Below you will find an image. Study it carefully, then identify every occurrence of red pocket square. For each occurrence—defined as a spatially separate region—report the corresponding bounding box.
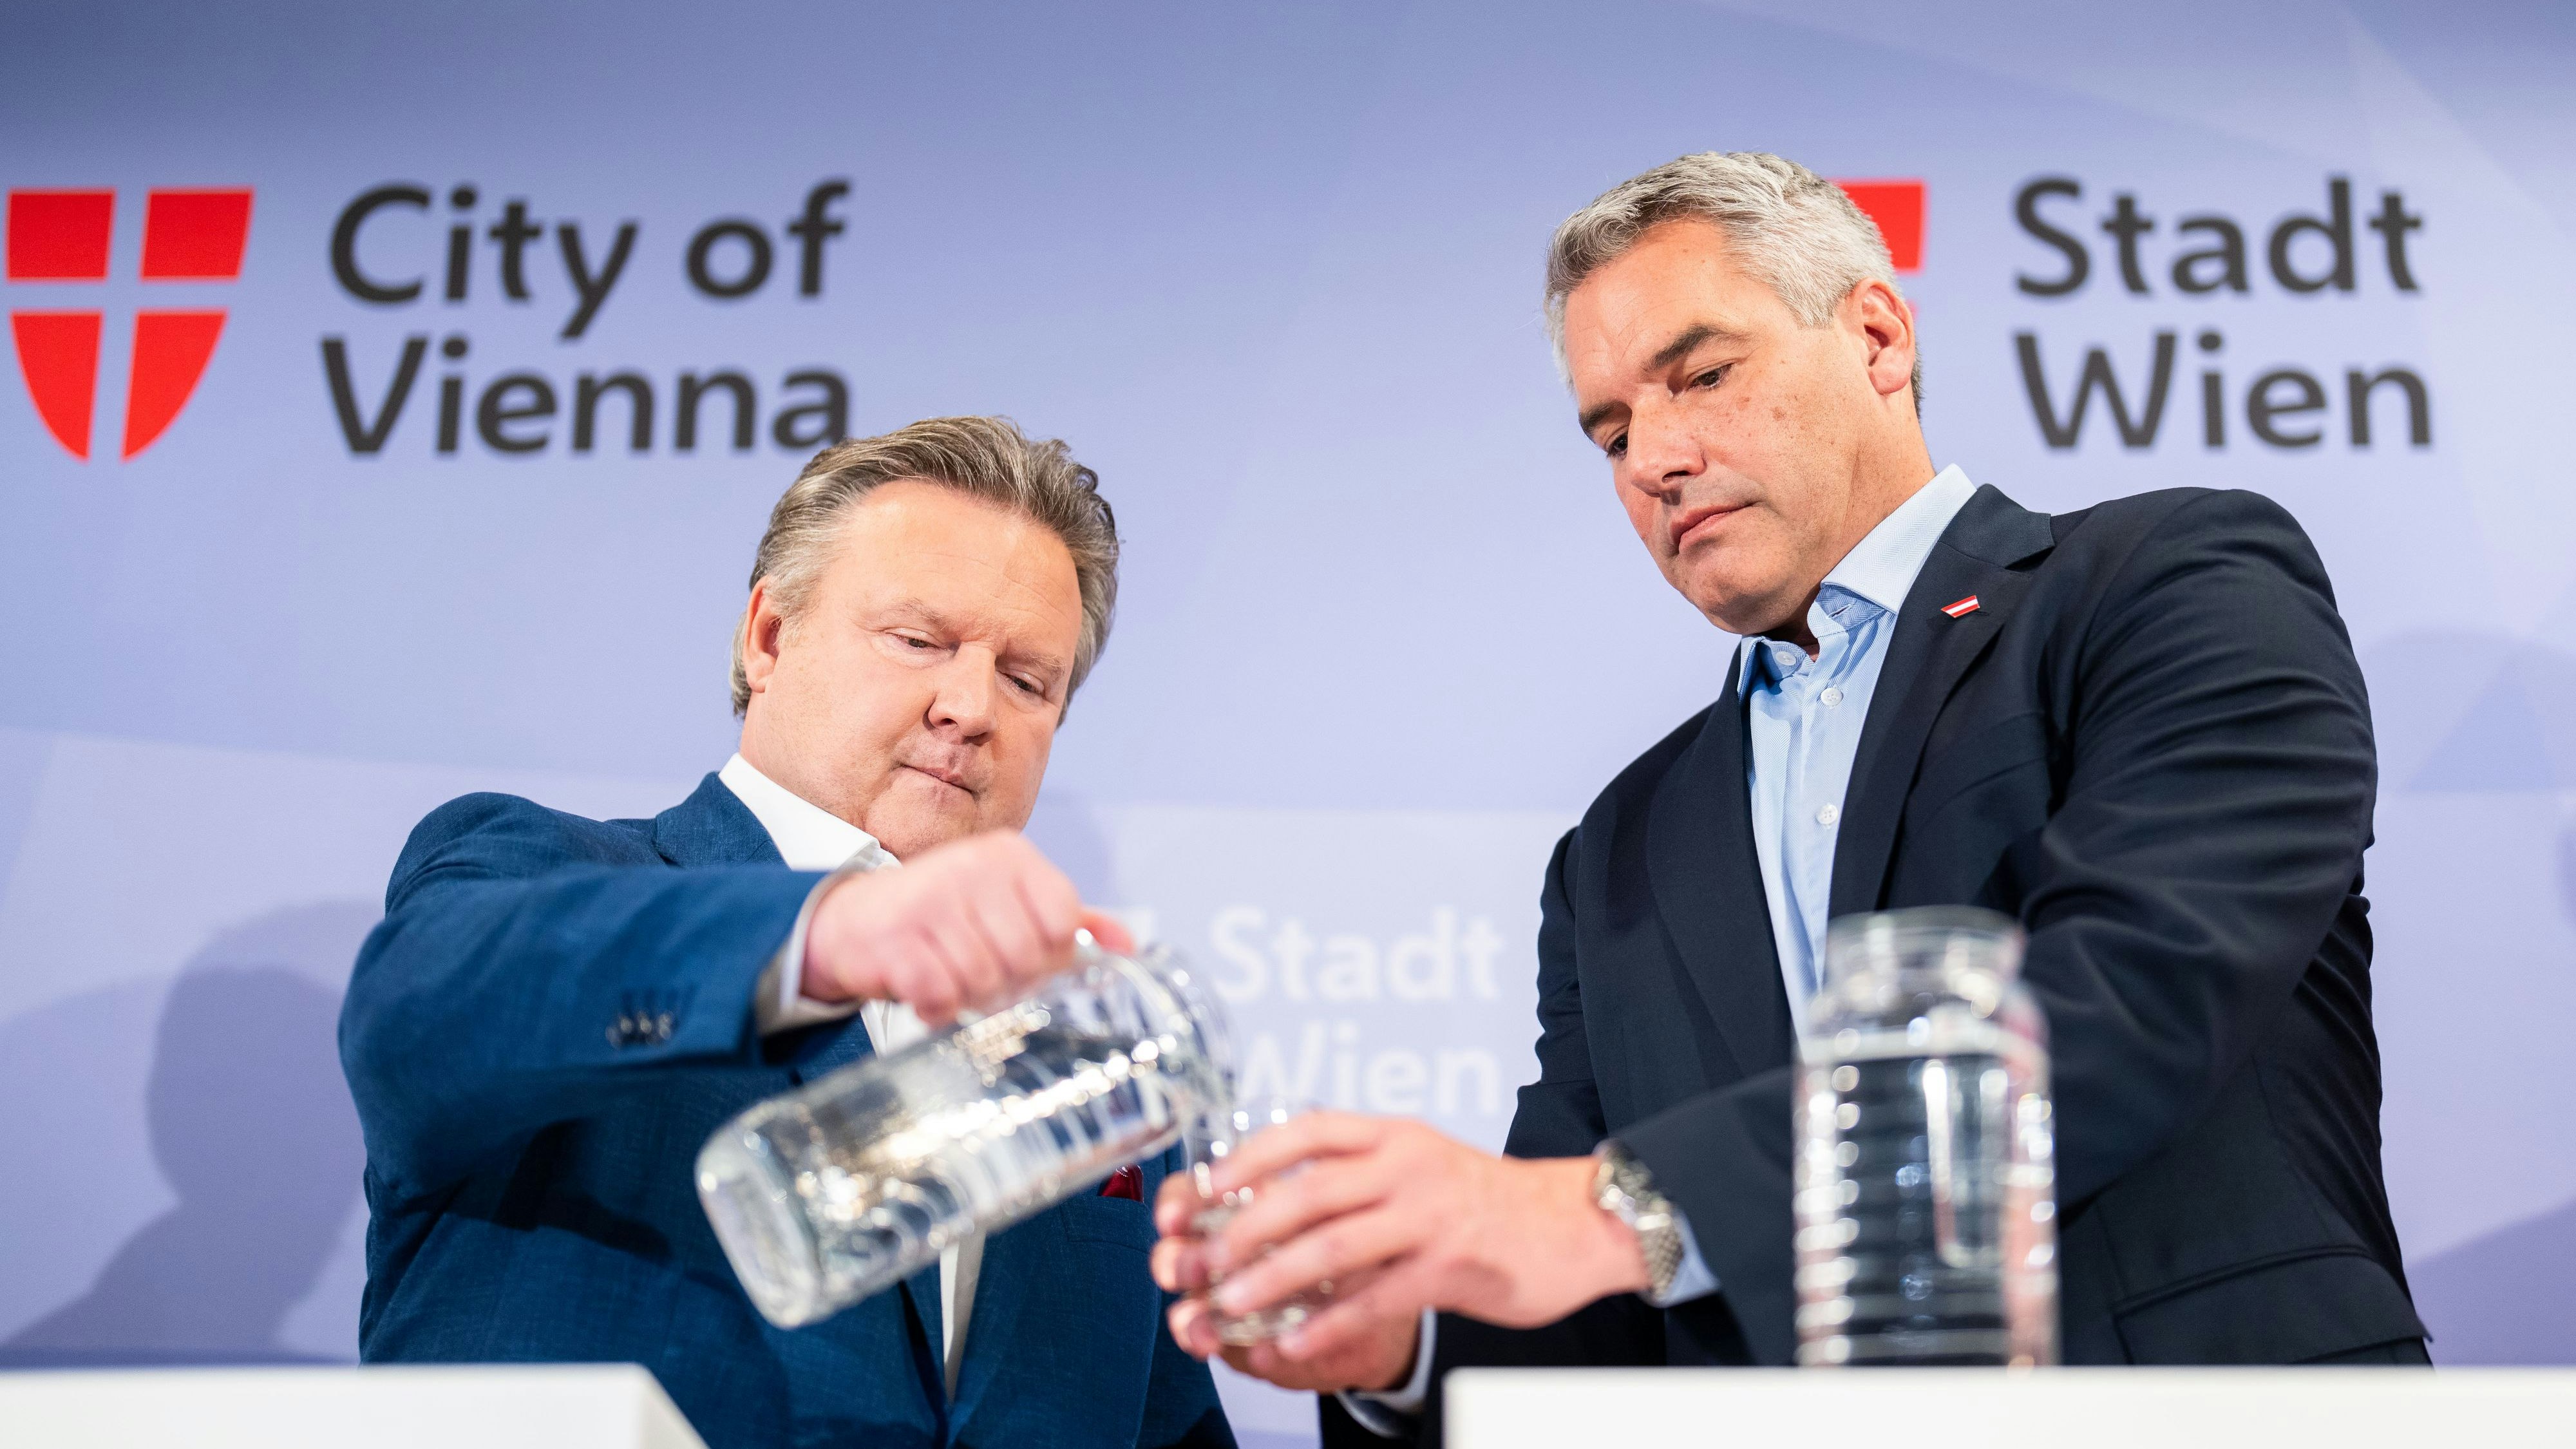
[1101,1165,1144,1200]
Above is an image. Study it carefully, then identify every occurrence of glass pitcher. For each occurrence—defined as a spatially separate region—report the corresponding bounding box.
[1794,907,2057,1367]
[697,938,1235,1329]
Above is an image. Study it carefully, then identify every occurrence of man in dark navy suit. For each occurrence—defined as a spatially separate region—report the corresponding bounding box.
[342,416,1231,1449]
[1155,153,2425,1439]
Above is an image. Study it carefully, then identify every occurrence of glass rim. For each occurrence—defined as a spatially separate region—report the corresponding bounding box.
[1822,905,2025,983]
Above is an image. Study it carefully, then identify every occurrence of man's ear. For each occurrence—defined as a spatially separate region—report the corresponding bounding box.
[740,582,787,696]
[1849,278,1917,402]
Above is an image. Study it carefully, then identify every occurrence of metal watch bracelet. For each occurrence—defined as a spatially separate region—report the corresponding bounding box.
[1591,1139,1683,1302]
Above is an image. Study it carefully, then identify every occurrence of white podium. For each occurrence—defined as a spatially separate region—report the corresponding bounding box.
[0,1364,706,1449]
[1446,1368,2576,1448]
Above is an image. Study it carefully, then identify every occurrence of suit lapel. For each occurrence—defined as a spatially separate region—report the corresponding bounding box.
[947,1221,1035,1434]
[652,771,880,1077]
[1645,685,1797,1079]
[905,1262,944,1410]
[655,772,919,1366]
[649,772,786,868]
[1829,486,2057,920]
[947,1155,1170,1443]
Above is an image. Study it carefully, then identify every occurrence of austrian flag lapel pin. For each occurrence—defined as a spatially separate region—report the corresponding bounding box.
[1942,595,1982,619]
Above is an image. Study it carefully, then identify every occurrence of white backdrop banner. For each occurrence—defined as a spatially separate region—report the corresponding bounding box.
[4,2,2571,1443]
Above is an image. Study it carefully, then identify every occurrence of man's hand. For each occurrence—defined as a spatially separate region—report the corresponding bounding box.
[1148,1112,1649,1375]
[799,830,1133,1025]
[1161,1288,1423,1394]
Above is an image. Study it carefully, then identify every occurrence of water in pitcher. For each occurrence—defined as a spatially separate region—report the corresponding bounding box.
[699,943,1232,1329]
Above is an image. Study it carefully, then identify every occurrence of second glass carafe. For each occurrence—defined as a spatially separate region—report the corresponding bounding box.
[1794,907,2058,1367]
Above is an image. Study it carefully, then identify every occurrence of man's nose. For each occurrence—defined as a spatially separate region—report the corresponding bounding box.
[928,650,999,737]
[1622,405,1703,501]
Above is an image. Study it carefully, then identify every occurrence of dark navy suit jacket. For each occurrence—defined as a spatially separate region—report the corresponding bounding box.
[1326,486,2423,1444]
[341,775,1232,1449]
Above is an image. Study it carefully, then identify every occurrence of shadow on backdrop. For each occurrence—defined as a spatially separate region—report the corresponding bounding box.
[2412,813,2576,1359]
[2363,634,2576,1361]
[2414,1195,2576,1364]
[0,902,375,1367]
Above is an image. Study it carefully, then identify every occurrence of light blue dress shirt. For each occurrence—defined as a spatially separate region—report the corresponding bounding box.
[1740,464,1980,1037]
[1343,468,1982,1428]
[1654,462,1979,1307]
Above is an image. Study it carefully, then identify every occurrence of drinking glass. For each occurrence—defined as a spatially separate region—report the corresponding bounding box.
[1189,1097,1328,1345]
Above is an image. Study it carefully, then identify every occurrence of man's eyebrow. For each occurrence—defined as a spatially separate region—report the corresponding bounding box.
[1003,637,1070,677]
[1578,321,1756,438]
[1648,321,1749,372]
[878,596,951,627]
[882,597,1071,679]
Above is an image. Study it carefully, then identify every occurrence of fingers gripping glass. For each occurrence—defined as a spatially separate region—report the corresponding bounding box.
[1188,1097,1330,1346]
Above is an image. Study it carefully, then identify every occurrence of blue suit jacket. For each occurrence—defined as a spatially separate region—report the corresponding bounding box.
[341,775,1232,1449]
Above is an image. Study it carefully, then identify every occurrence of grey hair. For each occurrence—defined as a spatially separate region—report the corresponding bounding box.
[1544,151,1920,411]
[730,415,1119,715]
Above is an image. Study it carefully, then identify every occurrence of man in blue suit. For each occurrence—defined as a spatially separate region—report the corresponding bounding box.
[342,416,1232,1449]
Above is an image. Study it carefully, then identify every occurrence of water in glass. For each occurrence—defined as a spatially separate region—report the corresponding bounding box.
[1794,907,2057,1367]
[1188,1097,1325,1345]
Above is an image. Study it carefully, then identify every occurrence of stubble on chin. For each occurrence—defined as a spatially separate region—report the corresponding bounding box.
[1672,517,1815,634]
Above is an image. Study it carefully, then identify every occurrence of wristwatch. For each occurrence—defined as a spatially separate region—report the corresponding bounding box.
[1591,1139,1684,1302]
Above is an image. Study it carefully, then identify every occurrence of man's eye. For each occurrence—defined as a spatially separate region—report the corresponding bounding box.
[1693,365,1732,390]
[1008,676,1043,697]
[1604,432,1627,459]
[899,635,936,650]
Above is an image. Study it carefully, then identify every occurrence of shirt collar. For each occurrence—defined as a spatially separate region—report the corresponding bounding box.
[717,752,899,871]
[1733,465,1980,694]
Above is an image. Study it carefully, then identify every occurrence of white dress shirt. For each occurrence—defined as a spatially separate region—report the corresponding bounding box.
[1345,468,1980,1435]
[719,752,983,1397]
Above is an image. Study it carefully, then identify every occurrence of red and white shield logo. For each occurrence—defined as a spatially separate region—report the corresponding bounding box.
[7,187,253,459]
